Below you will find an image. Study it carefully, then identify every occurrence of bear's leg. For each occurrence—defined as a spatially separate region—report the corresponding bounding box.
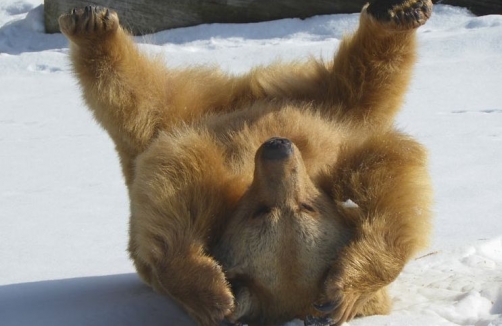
[327,0,432,130]
[314,131,432,324]
[128,133,246,326]
[59,7,172,185]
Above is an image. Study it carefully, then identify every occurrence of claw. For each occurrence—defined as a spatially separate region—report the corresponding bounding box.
[304,315,333,326]
[412,1,421,9]
[219,319,242,326]
[412,10,421,21]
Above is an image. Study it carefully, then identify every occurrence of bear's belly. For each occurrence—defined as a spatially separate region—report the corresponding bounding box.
[204,103,347,177]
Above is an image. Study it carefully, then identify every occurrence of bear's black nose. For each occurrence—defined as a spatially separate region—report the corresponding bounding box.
[261,137,293,160]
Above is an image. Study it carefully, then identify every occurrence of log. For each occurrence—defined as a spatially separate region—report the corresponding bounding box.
[441,0,502,16]
[44,0,502,35]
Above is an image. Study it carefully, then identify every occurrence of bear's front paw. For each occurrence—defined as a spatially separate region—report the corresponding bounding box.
[366,0,433,30]
[58,6,119,40]
[198,290,235,326]
[175,264,236,326]
[310,264,376,325]
[194,289,235,326]
[311,287,369,325]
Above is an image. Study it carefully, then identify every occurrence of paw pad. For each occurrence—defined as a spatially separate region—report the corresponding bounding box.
[59,5,119,37]
[367,0,432,29]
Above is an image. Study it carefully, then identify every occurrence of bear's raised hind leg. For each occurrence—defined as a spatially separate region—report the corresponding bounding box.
[59,7,171,186]
[326,0,432,130]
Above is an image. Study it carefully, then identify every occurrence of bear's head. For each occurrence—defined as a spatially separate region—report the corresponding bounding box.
[214,137,348,325]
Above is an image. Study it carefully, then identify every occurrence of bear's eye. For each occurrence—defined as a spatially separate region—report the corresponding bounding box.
[300,203,316,213]
[252,206,271,218]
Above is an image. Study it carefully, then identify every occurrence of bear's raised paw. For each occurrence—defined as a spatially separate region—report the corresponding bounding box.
[366,0,433,30]
[58,6,119,40]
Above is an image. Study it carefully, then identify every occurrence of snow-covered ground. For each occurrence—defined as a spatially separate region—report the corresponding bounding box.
[1,1,501,325]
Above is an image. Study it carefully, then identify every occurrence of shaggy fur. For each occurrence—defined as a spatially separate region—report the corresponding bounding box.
[59,0,433,325]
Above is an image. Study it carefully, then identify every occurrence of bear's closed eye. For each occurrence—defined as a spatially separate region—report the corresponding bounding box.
[300,203,316,213]
[252,206,272,218]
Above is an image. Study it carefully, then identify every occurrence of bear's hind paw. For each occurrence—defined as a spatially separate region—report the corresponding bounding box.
[366,0,433,30]
[59,6,119,39]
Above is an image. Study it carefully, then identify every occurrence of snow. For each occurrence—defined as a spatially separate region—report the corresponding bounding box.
[0,1,501,325]
[339,199,359,209]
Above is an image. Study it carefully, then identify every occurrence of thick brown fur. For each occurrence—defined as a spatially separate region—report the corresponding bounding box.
[59,1,433,325]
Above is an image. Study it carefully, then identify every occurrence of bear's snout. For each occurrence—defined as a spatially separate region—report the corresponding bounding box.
[261,137,293,160]
[251,137,313,206]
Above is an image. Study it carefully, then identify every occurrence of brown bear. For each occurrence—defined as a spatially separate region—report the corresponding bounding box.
[58,0,433,325]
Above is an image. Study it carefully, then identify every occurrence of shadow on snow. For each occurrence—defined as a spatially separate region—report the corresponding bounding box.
[0,273,196,326]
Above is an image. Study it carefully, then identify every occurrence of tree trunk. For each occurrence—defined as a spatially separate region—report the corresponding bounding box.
[44,0,502,35]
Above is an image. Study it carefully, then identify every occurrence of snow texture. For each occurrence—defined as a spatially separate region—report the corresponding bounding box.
[0,1,501,325]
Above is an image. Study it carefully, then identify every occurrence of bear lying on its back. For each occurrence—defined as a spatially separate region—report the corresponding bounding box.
[59,0,433,325]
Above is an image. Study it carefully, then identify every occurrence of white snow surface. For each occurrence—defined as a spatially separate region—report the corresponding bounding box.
[1,1,501,325]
